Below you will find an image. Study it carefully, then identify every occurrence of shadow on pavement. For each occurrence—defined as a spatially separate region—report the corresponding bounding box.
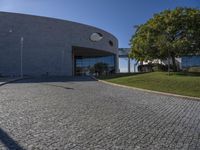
[12,76,96,84]
[0,128,24,150]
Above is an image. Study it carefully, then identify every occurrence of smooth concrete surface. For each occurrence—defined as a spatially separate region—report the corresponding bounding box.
[0,12,118,76]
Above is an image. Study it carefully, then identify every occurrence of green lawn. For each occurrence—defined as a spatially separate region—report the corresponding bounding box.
[98,72,200,98]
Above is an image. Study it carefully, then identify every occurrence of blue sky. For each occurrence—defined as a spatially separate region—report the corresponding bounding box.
[0,0,199,72]
[0,0,199,48]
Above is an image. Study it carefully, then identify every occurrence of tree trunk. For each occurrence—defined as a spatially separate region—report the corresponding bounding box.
[171,55,177,72]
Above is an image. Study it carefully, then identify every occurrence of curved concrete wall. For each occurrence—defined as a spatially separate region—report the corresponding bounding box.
[0,12,118,76]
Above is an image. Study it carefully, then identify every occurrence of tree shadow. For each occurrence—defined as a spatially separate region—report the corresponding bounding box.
[0,128,24,150]
[172,72,200,77]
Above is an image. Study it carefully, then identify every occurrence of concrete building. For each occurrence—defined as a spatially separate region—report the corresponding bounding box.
[0,12,118,76]
[182,55,200,69]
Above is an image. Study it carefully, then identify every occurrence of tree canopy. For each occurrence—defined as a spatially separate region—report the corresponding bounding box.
[130,7,200,71]
[94,62,108,75]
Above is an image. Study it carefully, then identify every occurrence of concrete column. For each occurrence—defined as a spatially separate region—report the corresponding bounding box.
[115,54,119,73]
[61,45,72,76]
[72,48,75,76]
[128,58,131,73]
[134,64,136,72]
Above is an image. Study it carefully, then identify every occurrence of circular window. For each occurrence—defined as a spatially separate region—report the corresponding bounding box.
[90,33,103,42]
[109,40,114,46]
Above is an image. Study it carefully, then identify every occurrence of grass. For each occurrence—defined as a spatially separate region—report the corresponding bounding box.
[98,72,200,98]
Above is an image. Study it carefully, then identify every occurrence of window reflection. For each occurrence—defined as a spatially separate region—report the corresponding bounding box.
[75,55,115,76]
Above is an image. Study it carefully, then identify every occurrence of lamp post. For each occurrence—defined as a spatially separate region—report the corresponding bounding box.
[20,37,24,78]
[2,30,24,77]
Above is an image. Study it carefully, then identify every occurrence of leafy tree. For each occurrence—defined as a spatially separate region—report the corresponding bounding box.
[94,62,108,75]
[130,7,200,71]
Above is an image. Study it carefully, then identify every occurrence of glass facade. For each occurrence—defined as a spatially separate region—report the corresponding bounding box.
[75,55,115,76]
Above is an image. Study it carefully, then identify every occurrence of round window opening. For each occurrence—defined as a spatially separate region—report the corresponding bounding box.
[90,33,103,42]
[109,40,114,46]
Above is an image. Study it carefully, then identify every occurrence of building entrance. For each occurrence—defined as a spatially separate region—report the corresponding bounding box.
[75,55,115,76]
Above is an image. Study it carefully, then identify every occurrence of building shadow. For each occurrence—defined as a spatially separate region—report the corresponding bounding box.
[3,76,97,84]
[0,128,24,150]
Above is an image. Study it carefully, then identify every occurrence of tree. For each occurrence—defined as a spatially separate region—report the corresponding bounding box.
[130,7,200,71]
[94,62,108,75]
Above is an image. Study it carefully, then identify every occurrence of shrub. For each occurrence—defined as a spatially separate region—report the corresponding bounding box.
[138,63,172,72]
[188,67,200,73]
[152,64,168,71]
[138,64,153,72]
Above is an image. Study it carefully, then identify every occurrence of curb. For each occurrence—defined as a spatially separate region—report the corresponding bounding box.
[0,78,25,86]
[89,75,98,81]
[95,77,200,101]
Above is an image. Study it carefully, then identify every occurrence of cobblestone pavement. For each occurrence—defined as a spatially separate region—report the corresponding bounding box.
[0,77,200,150]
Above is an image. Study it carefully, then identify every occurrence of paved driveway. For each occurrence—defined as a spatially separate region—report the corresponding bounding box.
[0,77,200,150]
